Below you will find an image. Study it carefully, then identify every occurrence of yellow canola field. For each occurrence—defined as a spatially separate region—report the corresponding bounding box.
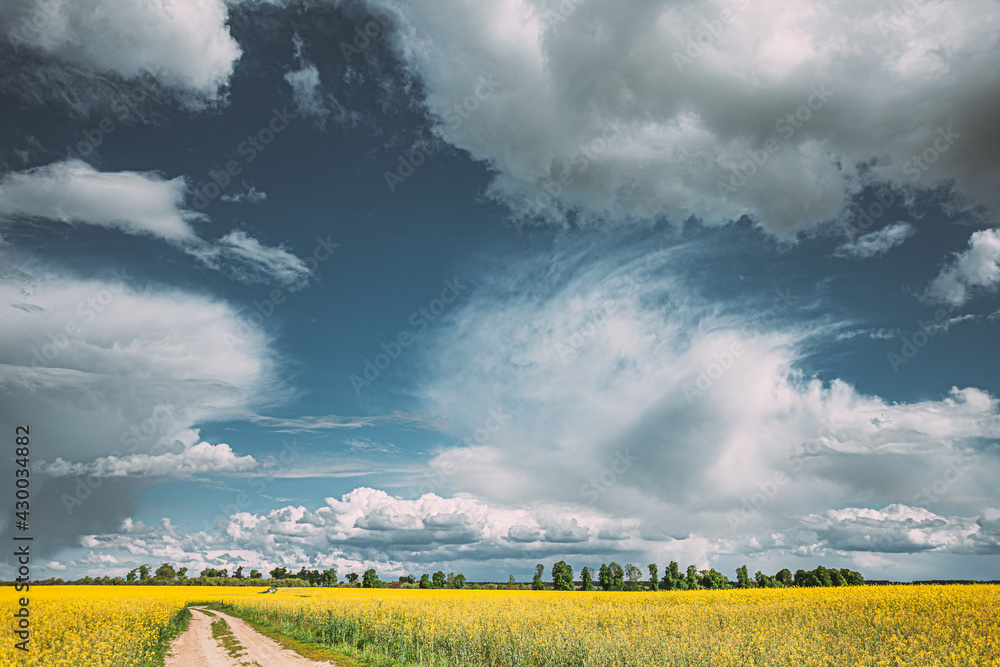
[0,585,255,666]
[1,584,998,666]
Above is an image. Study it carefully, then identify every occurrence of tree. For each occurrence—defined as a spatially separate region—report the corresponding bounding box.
[648,563,659,591]
[662,561,683,590]
[154,563,176,581]
[346,572,359,584]
[685,565,699,590]
[432,571,446,589]
[698,568,730,590]
[598,564,611,591]
[362,568,380,588]
[233,565,244,580]
[452,573,466,589]
[551,561,574,591]
[532,564,545,590]
[754,570,779,588]
[580,567,594,591]
[399,574,416,584]
[322,568,338,587]
[177,567,188,581]
[126,569,137,583]
[775,568,793,587]
[419,574,431,589]
[249,569,262,580]
[841,568,865,586]
[735,565,752,589]
[609,562,625,591]
[506,575,517,590]
[624,564,642,591]
[138,564,150,582]
[270,567,288,580]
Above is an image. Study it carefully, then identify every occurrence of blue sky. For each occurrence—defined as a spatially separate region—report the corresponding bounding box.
[1,0,999,582]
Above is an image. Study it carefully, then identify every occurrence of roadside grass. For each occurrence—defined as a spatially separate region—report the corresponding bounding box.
[145,606,192,666]
[206,602,394,667]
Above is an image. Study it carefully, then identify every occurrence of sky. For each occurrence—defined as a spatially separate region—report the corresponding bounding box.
[0,0,998,583]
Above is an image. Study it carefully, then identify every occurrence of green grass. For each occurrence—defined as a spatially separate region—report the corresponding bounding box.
[142,606,192,666]
[207,602,391,667]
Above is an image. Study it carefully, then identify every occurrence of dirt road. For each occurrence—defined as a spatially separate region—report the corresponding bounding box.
[165,606,336,666]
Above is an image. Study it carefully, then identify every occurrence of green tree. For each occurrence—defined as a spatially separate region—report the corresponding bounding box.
[698,568,730,590]
[362,568,380,588]
[609,562,625,591]
[598,564,611,591]
[452,573,466,589]
[662,561,683,590]
[126,569,137,583]
[754,570,779,588]
[270,567,288,580]
[419,574,431,589]
[624,563,642,591]
[551,561,574,591]
[322,568,338,587]
[775,568,793,587]
[580,567,594,591]
[346,572,359,584]
[648,563,659,591]
[735,565,752,589]
[177,567,188,581]
[154,563,176,581]
[841,568,865,586]
[532,563,545,590]
[249,569,262,580]
[138,564,150,582]
[685,565,699,590]
[432,571,446,589]
[233,565,244,580]
[506,575,517,590]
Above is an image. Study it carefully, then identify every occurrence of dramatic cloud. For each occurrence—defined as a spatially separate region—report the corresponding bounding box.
[362,0,1000,238]
[68,488,689,577]
[803,504,1000,555]
[2,0,241,103]
[0,268,280,557]
[834,222,915,259]
[0,160,312,288]
[403,237,1000,549]
[926,228,1000,306]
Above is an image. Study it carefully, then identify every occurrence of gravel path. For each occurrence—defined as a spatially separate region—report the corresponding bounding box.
[165,606,336,666]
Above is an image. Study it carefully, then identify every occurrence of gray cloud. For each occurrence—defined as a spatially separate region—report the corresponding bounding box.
[359,0,1000,239]
[926,228,1000,306]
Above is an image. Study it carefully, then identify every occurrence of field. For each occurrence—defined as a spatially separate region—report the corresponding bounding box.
[1,584,998,666]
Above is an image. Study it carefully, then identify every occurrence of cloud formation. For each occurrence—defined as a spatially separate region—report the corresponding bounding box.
[2,0,241,103]
[0,268,280,558]
[926,228,1000,306]
[403,237,1000,549]
[0,160,312,288]
[834,222,915,259]
[361,0,1000,238]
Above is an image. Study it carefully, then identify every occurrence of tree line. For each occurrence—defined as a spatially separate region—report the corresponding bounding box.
[538,561,863,591]
[22,561,862,589]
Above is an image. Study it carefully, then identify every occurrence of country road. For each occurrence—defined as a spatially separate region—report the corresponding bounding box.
[165,606,336,666]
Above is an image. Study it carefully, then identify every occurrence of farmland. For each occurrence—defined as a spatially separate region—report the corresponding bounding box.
[2,584,998,666]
